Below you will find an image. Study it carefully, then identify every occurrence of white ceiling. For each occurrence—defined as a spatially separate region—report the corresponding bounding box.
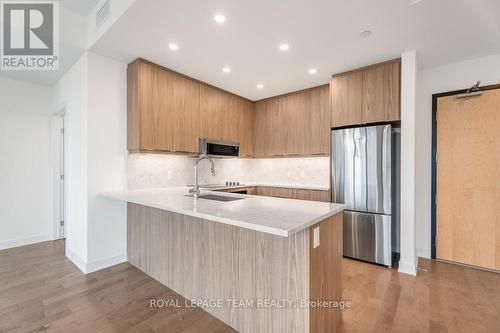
[59,0,100,16]
[91,0,500,101]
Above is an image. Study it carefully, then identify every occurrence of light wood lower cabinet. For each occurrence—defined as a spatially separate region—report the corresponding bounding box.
[128,203,343,333]
[255,187,331,202]
[128,59,254,156]
[215,187,256,195]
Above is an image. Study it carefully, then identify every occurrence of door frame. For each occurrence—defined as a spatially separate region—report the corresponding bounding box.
[431,83,500,259]
[52,109,66,240]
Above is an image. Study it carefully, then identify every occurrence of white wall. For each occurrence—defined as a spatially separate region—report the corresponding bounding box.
[416,52,500,259]
[128,154,330,190]
[399,50,418,276]
[0,77,54,250]
[86,52,128,270]
[52,54,89,268]
[51,51,129,273]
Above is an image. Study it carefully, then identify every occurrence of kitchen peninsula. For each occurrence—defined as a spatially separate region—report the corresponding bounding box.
[102,187,345,333]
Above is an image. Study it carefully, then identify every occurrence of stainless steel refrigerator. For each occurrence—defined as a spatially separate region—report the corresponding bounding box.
[331,124,397,267]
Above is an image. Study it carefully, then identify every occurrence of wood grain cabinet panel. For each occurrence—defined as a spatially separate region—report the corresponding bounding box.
[239,99,255,157]
[362,60,400,124]
[256,187,331,203]
[169,73,201,153]
[128,61,159,151]
[309,85,331,155]
[253,101,268,157]
[330,71,363,128]
[128,59,255,155]
[269,98,286,156]
[330,59,401,128]
[254,85,330,157]
[284,93,304,156]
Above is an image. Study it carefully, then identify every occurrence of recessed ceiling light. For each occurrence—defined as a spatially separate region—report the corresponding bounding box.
[222,67,231,73]
[360,30,372,38]
[168,43,179,50]
[214,14,226,23]
[279,44,289,51]
[257,84,264,89]
[308,68,317,74]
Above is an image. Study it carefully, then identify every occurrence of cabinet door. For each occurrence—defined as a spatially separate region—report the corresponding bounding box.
[156,68,175,151]
[268,99,286,156]
[311,190,331,202]
[284,94,303,155]
[200,85,225,141]
[170,75,201,153]
[222,94,238,143]
[135,62,159,151]
[253,101,268,157]
[239,99,254,157]
[330,71,363,128]
[292,189,313,200]
[285,92,315,156]
[362,60,400,123]
[309,85,331,155]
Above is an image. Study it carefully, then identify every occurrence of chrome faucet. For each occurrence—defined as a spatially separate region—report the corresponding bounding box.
[189,155,216,198]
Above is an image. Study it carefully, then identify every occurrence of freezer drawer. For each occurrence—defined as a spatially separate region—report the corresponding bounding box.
[343,211,392,266]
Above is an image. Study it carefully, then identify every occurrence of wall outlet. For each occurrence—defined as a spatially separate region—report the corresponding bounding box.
[313,227,320,248]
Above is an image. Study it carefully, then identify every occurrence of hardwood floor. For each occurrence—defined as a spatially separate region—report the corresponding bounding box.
[340,258,500,333]
[0,241,236,333]
[1,241,499,333]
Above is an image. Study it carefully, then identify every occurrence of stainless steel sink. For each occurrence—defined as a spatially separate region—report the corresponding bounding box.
[198,194,245,202]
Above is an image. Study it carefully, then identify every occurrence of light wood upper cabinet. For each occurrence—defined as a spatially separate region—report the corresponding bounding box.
[362,60,400,124]
[309,85,330,155]
[128,61,159,151]
[330,71,363,127]
[253,85,330,157]
[238,98,255,157]
[168,72,201,153]
[331,59,401,128]
[253,98,286,157]
[128,59,254,155]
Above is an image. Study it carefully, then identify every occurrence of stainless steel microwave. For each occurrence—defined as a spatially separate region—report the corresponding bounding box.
[199,138,240,158]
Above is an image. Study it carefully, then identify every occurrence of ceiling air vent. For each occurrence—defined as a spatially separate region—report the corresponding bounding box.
[96,0,111,29]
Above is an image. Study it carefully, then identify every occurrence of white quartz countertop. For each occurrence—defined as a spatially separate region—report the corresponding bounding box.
[101,187,344,237]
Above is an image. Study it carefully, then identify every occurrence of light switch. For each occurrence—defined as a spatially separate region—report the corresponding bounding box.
[313,227,320,248]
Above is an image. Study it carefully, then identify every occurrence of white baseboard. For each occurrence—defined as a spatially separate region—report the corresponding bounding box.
[398,261,417,276]
[65,248,127,275]
[417,247,431,259]
[86,253,127,274]
[0,234,52,251]
[66,247,88,273]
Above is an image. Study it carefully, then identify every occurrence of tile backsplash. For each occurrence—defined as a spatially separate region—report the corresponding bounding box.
[128,154,329,189]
